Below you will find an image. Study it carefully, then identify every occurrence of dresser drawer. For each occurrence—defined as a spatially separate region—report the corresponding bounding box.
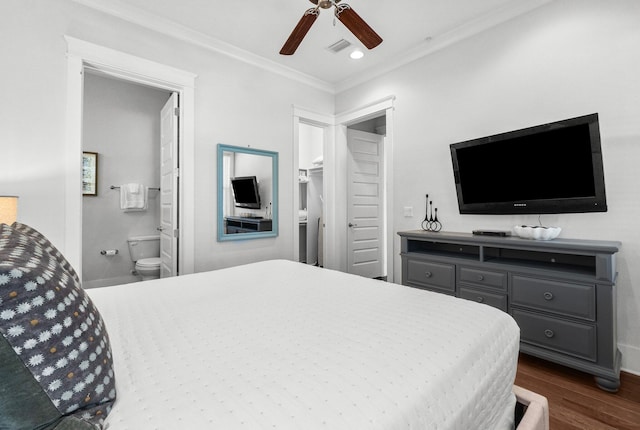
[406,259,455,292]
[512,309,596,362]
[458,287,507,312]
[511,275,596,321]
[459,267,506,290]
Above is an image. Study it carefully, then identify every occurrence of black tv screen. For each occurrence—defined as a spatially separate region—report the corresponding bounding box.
[450,113,607,214]
[231,176,261,209]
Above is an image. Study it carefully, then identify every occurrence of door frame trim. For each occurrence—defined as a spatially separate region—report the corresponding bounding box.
[336,96,395,282]
[64,36,197,276]
[292,107,335,268]
[292,96,395,280]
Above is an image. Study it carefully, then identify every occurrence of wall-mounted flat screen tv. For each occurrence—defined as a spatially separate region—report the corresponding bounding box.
[231,176,261,209]
[450,113,607,214]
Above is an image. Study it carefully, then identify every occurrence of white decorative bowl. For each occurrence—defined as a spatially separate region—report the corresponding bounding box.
[513,225,561,241]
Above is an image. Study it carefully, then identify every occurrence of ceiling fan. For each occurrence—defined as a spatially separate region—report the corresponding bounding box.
[280,0,383,55]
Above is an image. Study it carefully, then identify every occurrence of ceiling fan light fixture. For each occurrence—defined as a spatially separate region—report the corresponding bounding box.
[311,0,341,8]
[280,0,381,55]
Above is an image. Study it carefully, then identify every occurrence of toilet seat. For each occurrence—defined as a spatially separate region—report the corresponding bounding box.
[136,257,161,267]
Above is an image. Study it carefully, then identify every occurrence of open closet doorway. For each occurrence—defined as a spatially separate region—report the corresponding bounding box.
[292,108,335,268]
[82,72,175,288]
[298,123,324,266]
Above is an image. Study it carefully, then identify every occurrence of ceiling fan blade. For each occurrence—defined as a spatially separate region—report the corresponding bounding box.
[280,8,320,55]
[335,4,383,49]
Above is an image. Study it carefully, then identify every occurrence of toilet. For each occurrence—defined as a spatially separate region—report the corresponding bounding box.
[127,235,161,281]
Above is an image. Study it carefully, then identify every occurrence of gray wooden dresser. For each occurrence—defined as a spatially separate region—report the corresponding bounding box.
[398,230,622,391]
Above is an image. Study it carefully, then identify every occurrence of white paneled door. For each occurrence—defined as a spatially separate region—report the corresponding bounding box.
[347,129,385,278]
[159,92,179,277]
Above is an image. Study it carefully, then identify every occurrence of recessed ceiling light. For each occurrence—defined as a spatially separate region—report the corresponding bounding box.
[350,49,364,59]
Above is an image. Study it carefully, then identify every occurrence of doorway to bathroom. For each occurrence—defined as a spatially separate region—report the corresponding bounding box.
[65,37,196,285]
[81,72,173,288]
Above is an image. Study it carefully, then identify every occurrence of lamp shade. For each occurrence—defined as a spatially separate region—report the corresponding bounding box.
[0,196,18,224]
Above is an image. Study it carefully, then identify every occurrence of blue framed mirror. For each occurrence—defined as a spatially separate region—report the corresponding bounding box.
[217,144,278,241]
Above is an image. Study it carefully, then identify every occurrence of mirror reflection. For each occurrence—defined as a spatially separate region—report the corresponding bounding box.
[217,144,278,241]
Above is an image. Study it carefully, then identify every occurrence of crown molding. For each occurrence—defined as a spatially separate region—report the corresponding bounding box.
[334,0,554,92]
[71,0,553,95]
[70,0,335,93]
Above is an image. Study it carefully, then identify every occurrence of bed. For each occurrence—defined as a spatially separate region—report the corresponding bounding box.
[92,260,520,429]
[1,222,526,430]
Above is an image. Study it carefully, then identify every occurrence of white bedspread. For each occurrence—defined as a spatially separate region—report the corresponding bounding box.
[88,260,519,430]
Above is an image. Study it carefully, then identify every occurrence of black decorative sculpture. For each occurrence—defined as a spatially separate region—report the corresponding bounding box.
[421,194,442,232]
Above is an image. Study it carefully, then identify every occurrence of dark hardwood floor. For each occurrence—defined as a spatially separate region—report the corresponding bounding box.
[515,353,640,429]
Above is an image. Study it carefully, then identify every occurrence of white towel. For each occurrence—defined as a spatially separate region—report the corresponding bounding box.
[120,183,147,211]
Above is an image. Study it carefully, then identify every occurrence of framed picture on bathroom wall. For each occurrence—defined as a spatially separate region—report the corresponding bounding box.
[82,151,98,196]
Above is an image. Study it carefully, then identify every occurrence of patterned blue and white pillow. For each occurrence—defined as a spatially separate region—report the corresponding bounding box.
[11,221,81,285]
[0,223,116,429]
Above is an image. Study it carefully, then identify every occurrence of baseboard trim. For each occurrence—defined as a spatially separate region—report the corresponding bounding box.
[83,275,137,289]
[619,343,640,376]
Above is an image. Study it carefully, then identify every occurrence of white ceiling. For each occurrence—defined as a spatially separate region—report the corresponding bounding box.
[73,0,552,92]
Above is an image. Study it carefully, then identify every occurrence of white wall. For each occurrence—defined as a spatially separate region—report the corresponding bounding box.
[335,0,640,373]
[299,123,324,169]
[0,1,334,274]
[82,73,169,287]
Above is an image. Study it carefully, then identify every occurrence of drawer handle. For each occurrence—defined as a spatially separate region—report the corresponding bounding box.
[476,296,485,303]
[544,329,555,338]
[543,292,554,301]
[425,271,432,278]
[477,275,484,281]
